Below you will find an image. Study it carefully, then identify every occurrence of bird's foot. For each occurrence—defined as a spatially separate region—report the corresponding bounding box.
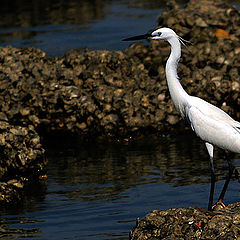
[211,199,226,210]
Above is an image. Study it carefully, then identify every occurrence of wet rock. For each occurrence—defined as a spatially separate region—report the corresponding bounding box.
[0,0,240,204]
[1,0,240,214]
[195,17,208,28]
[0,0,239,139]
[130,203,240,239]
[0,124,45,205]
[167,115,179,125]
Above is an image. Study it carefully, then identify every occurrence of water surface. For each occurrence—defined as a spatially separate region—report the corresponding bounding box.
[0,0,188,56]
[0,133,240,239]
[1,0,240,56]
[1,1,240,239]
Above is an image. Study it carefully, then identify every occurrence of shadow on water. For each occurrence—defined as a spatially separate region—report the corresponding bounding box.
[0,0,188,56]
[0,0,185,28]
[0,132,240,239]
[46,131,239,191]
[0,0,240,238]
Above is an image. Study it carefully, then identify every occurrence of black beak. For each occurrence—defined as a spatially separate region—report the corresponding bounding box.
[122,33,151,41]
[122,29,154,41]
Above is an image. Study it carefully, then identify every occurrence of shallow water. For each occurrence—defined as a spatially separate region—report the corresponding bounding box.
[0,0,189,56]
[1,0,240,239]
[0,132,240,239]
[0,0,240,57]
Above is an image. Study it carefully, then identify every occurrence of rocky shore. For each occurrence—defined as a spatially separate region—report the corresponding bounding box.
[130,203,240,239]
[0,123,45,204]
[1,0,240,236]
[128,0,240,238]
[1,0,240,139]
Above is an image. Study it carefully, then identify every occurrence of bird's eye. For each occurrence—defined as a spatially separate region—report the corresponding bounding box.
[158,32,162,36]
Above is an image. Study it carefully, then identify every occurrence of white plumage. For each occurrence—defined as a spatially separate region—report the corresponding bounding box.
[123,27,240,210]
[187,97,240,153]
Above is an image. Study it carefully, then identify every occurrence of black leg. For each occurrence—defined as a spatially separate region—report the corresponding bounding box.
[208,156,216,210]
[205,142,215,210]
[218,158,234,202]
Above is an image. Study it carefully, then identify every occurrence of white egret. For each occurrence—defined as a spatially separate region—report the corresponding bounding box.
[123,27,240,210]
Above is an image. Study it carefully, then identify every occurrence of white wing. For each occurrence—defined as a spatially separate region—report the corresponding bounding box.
[186,96,240,153]
[189,96,240,126]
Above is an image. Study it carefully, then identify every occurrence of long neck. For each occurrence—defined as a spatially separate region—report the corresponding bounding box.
[165,37,189,117]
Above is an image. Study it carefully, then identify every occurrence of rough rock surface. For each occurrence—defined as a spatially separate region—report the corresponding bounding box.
[0,123,45,205]
[129,0,240,238]
[1,0,240,138]
[130,203,240,239]
[0,0,240,213]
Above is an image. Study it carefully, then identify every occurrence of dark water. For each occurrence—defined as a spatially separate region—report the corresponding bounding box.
[0,133,240,239]
[1,0,240,239]
[1,0,240,56]
[0,0,189,56]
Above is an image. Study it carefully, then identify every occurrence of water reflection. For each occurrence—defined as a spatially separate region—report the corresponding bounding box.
[0,0,240,56]
[0,0,110,28]
[0,217,42,239]
[0,0,110,54]
[0,132,239,239]
[0,0,185,55]
[47,132,237,203]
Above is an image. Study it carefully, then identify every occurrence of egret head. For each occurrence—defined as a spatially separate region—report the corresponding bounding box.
[122,27,178,42]
[150,28,178,40]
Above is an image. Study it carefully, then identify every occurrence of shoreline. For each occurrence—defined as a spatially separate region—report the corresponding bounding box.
[1,0,240,237]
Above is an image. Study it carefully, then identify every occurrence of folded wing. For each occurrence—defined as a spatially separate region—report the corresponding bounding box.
[186,96,240,153]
